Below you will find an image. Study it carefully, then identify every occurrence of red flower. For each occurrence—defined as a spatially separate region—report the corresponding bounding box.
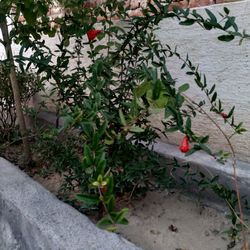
[100,185,107,194]
[179,135,190,153]
[87,29,102,41]
[220,112,228,119]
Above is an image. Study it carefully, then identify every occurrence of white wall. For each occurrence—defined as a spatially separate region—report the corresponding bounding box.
[1,1,250,162]
[154,0,250,162]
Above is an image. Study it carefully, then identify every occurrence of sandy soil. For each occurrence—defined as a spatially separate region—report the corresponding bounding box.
[33,173,63,195]
[118,190,250,250]
[33,174,250,250]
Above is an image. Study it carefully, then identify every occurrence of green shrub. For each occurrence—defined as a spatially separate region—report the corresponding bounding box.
[0,63,42,142]
[1,0,249,242]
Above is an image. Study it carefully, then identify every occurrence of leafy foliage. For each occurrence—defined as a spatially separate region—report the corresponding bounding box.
[0,63,42,142]
[0,0,249,242]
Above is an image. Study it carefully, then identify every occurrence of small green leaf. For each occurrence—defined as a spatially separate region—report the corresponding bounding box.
[165,126,179,133]
[224,7,230,15]
[148,2,158,14]
[211,92,217,103]
[200,135,209,144]
[227,106,235,118]
[106,226,117,232]
[236,127,247,134]
[224,17,235,30]
[97,216,113,229]
[106,195,115,213]
[114,208,129,224]
[179,19,195,26]
[185,147,198,156]
[135,81,151,97]
[118,217,129,225]
[176,94,185,107]
[218,35,235,42]
[85,167,93,175]
[147,89,169,108]
[186,71,195,75]
[152,61,162,67]
[185,117,191,130]
[203,21,213,30]
[199,144,212,155]
[107,176,114,195]
[83,144,92,165]
[96,160,106,177]
[205,9,217,23]
[94,45,108,53]
[119,109,127,126]
[76,194,99,206]
[181,63,186,69]
[92,181,100,187]
[63,38,70,47]
[152,80,162,100]
[209,84,216,95]
[178,83,189,93]
[104,139,114,145]
[129,126,145,133]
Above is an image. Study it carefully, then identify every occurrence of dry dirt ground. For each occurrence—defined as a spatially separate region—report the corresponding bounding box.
[117,190,250,250]
[34,174,250,250]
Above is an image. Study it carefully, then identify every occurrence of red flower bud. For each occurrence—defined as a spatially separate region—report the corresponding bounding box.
[87,29,102,41]
[100,185,107,194]
[220,112,228,119]
[179,135,190,153]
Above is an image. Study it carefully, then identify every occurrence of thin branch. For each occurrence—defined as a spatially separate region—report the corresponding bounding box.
[183,94,248,249]
[98,186,116,226]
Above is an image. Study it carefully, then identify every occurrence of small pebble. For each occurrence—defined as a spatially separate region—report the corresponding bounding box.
[204,230,210,236]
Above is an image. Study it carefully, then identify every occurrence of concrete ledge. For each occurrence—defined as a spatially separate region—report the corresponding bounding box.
[0,157,141,250]
[154,140,250,204]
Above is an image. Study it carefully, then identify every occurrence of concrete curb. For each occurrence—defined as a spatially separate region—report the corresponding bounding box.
[37,111,250,205]
[0,157,141,250]
[153,140,250,205]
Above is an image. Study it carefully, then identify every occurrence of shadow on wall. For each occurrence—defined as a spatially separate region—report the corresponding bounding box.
[0,0,249,163]
[154,0,250,163]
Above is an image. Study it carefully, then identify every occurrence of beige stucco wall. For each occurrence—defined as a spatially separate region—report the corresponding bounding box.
[154,0,250,162]
[0,1,249,162]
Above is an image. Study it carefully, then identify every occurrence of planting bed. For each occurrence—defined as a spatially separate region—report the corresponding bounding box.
[32,141,250,250]
[118,190,250,250]
[1,141,250,249]
[34,171,250,250]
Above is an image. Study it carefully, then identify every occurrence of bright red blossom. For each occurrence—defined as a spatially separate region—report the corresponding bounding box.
[220,112,228,119]
[87,29,102,41]
[179,135,190,153]
[100,185,107,194]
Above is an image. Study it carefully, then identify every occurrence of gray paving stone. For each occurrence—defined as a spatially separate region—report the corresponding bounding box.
[0,157,141,250]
